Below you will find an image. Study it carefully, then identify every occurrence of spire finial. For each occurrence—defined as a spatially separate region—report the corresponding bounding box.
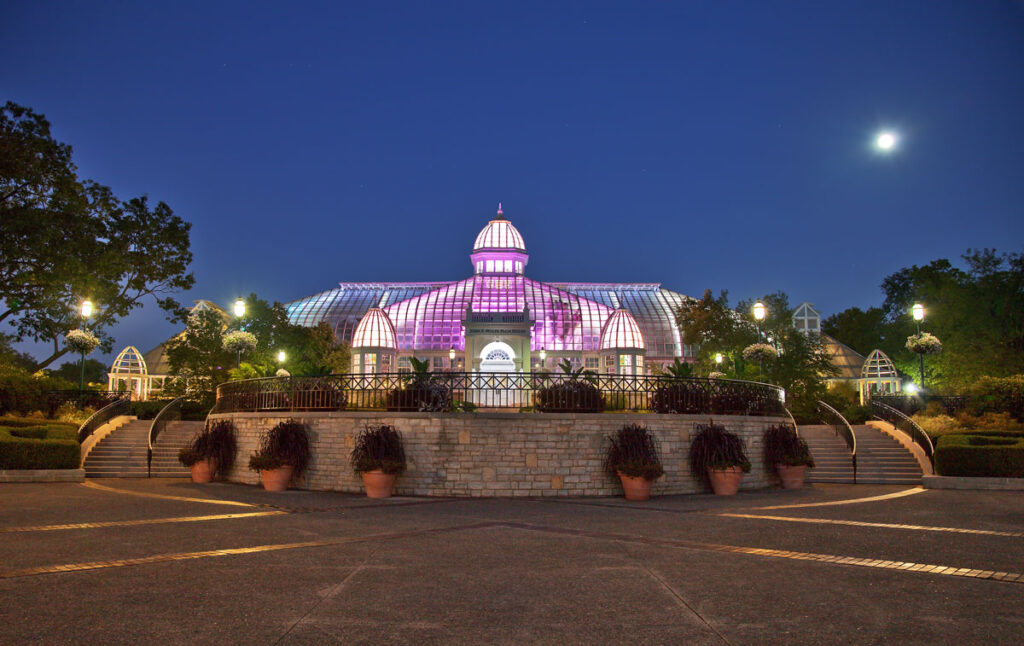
[496,202,504,219]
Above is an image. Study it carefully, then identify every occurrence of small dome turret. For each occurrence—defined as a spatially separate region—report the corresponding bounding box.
[352,308,397,349]
[600,310,645,350]
[471,203,529,276]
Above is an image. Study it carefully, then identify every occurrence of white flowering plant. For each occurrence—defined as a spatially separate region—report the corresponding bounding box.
[65,329,100,355]
[275,368,291,377]
[223,330,257,355]
[743,343,779,363]
[906,332,942,355]
[708,371,727,379]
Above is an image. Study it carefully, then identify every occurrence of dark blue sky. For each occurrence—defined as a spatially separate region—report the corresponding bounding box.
[5,1,1024,364]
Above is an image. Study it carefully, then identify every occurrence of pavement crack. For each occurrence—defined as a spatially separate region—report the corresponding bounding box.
[637,561,732,645]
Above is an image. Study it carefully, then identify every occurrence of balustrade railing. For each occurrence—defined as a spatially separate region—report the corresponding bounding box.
[872,394,971,417]
[148,398,183,477]
[817,400,857,483]
[870,400,934,462]
[77,397,132,444]
[213,372,787,416]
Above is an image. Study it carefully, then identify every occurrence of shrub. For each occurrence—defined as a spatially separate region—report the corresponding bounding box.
[763,424,814,469]
[913,413,964,441]
[954,411,1023,432]
[130,401,169,420]
[248,420,311,475]
[967,375,1024,421]
[350,424,406,475]
[841,404,872,425]
[651,380,707,414]
[0,369,47,416]
[605,424,664,480]
[933,433,1024,478]
[689,421,751,488]
[534,361,603,413]
[0,423,79,469]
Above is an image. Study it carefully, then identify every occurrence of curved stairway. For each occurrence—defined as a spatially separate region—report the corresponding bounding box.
[83,420,202,478]
[801,424,922,485]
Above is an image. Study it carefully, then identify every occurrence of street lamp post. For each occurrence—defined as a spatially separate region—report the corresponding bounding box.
[539,347,546,371]
[277,350,286,364]
[753,301,766,380]
[449,347,456,372]
[912,303,925,389]
[233,299,247,367]
[79,300,93,391]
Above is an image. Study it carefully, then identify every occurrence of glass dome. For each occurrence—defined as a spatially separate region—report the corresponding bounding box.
[352,308,397,349]
[472,204,526,252]
[600,309,645,350]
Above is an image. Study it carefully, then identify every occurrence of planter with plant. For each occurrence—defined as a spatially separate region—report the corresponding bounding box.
[605,424,664,501]
[178,419,237,483]
[689,421,751,495]
[763,424,814,489]
[535,359,604,413]
[350,424,407,498]
[247,420,311,491]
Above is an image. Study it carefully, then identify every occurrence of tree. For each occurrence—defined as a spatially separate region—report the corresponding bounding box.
[49,358,107,385]
[879,249,1024,389]
[1,102,194,371]
[164,308,233,394]
[821,306,891,357]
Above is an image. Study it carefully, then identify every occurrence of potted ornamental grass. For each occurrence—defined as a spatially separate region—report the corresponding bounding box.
[350,424,407,498]
[535,359,604,413]
[178,419,237,483]
[689,421,751,496]
[605,424,664,501]
[248,420,311,491]
[764,424,815,489]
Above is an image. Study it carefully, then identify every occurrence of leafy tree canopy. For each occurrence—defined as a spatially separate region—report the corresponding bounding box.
[1,101,194,371]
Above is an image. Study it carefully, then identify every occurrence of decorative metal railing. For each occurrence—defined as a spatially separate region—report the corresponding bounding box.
[872,394,971,417]
[817,400,857,483]
[77,397,132,444]
[45,390,129,418]
[870,400,934,462]
[213,372,787,416]
[148,398,183,477]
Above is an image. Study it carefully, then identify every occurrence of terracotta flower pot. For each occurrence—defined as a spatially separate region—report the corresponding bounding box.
[707,466,744,496]
[361,470,397,498]
[190,458,216,483]
[617,471,653,501]
[776,464,808,489]
[260,466,295,492]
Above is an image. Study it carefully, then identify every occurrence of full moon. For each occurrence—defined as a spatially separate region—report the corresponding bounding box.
[875,131,898,151]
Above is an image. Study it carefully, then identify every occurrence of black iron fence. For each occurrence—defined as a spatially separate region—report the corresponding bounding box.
[817,400,857,483]
[213,372,786,417]
[870,400,934,462]
[872,394,971,417]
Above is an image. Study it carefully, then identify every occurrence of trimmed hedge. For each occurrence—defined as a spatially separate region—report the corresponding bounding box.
[0,418,81,469]
[934,432,1024,478]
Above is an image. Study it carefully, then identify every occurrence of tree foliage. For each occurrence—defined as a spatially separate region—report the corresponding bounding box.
[825,249,1024,390]
[1,101,194,371]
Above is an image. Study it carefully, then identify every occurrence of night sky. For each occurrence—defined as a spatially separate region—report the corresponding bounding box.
[4,1,1024,364]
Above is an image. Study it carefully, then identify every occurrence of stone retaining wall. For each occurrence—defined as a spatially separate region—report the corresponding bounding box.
[208,412,788,497]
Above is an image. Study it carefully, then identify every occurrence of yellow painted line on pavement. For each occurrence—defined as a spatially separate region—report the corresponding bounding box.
[719,513,1024,538]
[744,486,926,510]
[82,481,257,507]
[0,511,288,534]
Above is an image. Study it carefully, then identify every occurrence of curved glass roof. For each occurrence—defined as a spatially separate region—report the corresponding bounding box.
[352,308,397,349]
[600,309,645,350]
[473,209,526,251]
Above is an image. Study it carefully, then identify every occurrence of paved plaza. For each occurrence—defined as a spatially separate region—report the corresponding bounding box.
[1,480,1021,644]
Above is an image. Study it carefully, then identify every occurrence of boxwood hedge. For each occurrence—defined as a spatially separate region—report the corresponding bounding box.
[933,432,1024,478]
[0,419,80,470]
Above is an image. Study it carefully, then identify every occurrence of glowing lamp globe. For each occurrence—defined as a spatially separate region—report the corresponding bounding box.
[234,299,246,317]
[912,303,924,322]
[80,300,93,318]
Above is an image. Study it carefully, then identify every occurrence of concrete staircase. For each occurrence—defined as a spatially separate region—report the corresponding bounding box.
[801,425,857,483]
[801,424,922,485]
[83,420,201,478]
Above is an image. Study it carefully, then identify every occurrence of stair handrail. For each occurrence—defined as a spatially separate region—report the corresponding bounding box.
[782,406,800,436]
[77,396,132,444]
[816,400,857,484]
[148,397,183,478]
[870,400,934,462]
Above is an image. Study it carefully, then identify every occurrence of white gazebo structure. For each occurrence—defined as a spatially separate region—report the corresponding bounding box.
[860,349,900,403]
[107,346,154,401]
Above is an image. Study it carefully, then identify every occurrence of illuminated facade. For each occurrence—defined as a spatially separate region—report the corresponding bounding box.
[286,205,694,374]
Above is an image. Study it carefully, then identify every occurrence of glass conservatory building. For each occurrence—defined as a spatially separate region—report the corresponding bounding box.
[286,206,695,375]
